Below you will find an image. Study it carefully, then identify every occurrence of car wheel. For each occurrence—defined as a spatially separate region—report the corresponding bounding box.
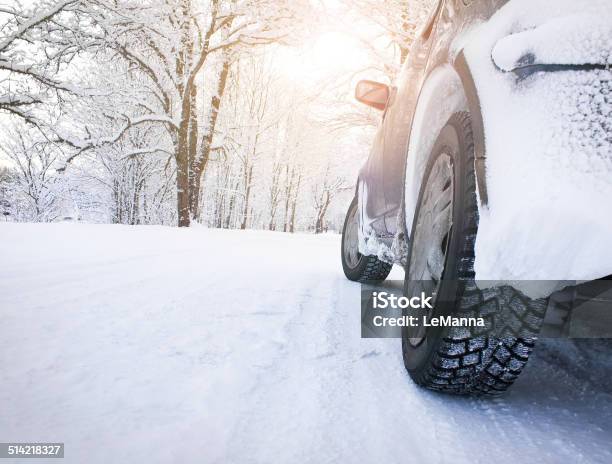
[401,112,547,395]
[341,197,393,283]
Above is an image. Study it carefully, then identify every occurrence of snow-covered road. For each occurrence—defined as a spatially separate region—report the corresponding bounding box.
[1,223,611,464]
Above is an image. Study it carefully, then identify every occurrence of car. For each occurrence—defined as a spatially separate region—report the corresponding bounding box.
[341,0,612,395]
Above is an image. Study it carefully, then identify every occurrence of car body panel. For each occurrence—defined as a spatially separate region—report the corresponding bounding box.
[356,0,612,298]
[358,0,504,246]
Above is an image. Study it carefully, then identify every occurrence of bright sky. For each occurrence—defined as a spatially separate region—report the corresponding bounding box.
[276,30,372,83]
[271,2,391,120]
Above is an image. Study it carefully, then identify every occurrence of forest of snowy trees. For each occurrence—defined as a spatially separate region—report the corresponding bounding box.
[0,0,433,232]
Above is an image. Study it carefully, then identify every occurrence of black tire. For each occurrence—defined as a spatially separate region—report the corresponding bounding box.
[341,197,393,283]
[402,112,547,396]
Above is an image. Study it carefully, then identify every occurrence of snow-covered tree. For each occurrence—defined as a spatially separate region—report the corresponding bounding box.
[48,0,313,226]
[0,0,85,122]
[0,126,65,221]
[341,0,435,77]
[0,0,434,233]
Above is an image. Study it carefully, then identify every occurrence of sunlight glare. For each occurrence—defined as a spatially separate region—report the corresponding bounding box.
[276,31,369,86]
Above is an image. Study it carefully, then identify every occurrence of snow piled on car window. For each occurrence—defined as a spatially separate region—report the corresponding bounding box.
[461,0,612,298]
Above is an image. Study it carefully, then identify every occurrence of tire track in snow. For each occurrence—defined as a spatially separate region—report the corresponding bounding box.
[218,277,330,463]
[220,272,467,464]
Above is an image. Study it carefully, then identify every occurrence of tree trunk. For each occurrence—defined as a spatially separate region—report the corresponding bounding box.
[289,172,301,233]
[191,57,231,223]
[187,85,200,222]
[282,165,293,233]
[240,164,253,230]
[289,198,297,233]
[268,162,281,231]
[176,116,191,227]
[315,191,331,234]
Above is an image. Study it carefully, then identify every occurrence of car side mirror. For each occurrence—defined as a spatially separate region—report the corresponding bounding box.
[355,80,390,111]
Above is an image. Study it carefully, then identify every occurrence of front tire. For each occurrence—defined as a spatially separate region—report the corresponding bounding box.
[401,113,547,395]
[341,198,393,283]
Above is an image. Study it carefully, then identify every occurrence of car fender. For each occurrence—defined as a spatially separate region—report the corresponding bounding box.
[403,62,479,238]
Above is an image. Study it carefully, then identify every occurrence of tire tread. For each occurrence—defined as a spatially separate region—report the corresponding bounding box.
[404,113,546,396]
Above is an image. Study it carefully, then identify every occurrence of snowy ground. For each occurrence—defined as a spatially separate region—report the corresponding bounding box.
[1,223,611,464]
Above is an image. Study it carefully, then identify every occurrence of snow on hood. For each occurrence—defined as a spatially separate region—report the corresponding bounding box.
[492,14,612,71]
[461,0,612,298]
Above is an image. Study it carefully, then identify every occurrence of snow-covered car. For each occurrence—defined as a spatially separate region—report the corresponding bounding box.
[341,0,612,395]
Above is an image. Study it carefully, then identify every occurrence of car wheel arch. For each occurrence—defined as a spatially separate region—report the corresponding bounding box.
[402,56,487,240]
[455,50,488,208]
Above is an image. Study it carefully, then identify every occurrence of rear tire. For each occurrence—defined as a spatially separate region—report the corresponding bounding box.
[402,113,547,395]
[341,198,393,283]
